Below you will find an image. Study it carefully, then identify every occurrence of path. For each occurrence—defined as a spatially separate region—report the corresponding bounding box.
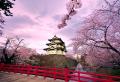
[0,72,64,82]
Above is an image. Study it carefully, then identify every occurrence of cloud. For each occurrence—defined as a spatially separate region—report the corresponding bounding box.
[52,15,62,21]
[5,16,58,39]
[15,0,67,16]
[77,0,98,16]
[2,0,100,53]
[4,15,37,29]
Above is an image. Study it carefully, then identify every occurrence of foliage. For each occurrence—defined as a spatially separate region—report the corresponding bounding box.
[95,67,120,76]
[0,0,15,35]
[0,0,15,16]
[111,69,120,76]
[26,54,78,68]
[95,67,111,75]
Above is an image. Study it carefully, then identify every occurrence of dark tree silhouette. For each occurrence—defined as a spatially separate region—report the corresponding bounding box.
[0,0,15,16]
[0,0,15,35]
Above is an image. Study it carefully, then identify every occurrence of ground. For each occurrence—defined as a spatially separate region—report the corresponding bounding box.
[0,72,64,82]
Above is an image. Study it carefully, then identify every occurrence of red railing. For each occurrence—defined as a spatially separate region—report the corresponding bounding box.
[0,63,120,82]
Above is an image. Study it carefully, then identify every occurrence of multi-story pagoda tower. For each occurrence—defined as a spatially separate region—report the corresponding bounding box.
[44,35,67,55]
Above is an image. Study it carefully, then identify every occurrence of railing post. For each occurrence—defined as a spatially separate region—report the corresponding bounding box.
[14,64,18,73]
[78,71,80,82]
[106,76,114,82]
[27,65,31,76]
[35,66,39,77]
[53,65,56,80]
[20,64,24,74]
[43,66,46,79]
[0,63,4,71]
[64,68,69,82]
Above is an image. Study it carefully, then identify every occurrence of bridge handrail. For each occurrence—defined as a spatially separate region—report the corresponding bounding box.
[0,63,120,82]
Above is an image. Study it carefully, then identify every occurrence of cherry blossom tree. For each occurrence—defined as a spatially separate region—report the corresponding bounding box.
[0,37,24,64]
[17,46,37,63]
[0,13,4,35]
[72,0,120,67]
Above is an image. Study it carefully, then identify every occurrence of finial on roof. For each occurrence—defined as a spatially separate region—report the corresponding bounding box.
[53,35,57,38]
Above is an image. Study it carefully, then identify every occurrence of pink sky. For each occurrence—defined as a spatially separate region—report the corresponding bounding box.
[2,0,100,53]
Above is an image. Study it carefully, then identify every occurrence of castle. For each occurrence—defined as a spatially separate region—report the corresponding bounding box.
[44,35,67,55]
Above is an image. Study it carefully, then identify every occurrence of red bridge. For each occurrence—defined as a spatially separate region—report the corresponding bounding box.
[0,63,120,82]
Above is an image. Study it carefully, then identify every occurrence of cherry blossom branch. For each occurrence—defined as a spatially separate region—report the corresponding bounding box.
[58,0,82,29]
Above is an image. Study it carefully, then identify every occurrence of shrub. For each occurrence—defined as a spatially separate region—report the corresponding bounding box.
[26,54,78,69]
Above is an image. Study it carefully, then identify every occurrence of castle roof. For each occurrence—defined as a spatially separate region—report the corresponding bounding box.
[44,47,67,52]
[48,35,63,42]
[46,42,64,46]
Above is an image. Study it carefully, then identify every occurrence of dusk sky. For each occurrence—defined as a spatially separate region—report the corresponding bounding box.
[1,0,101,53]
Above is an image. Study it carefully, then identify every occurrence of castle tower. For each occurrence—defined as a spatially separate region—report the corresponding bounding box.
[44,35,67,55]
